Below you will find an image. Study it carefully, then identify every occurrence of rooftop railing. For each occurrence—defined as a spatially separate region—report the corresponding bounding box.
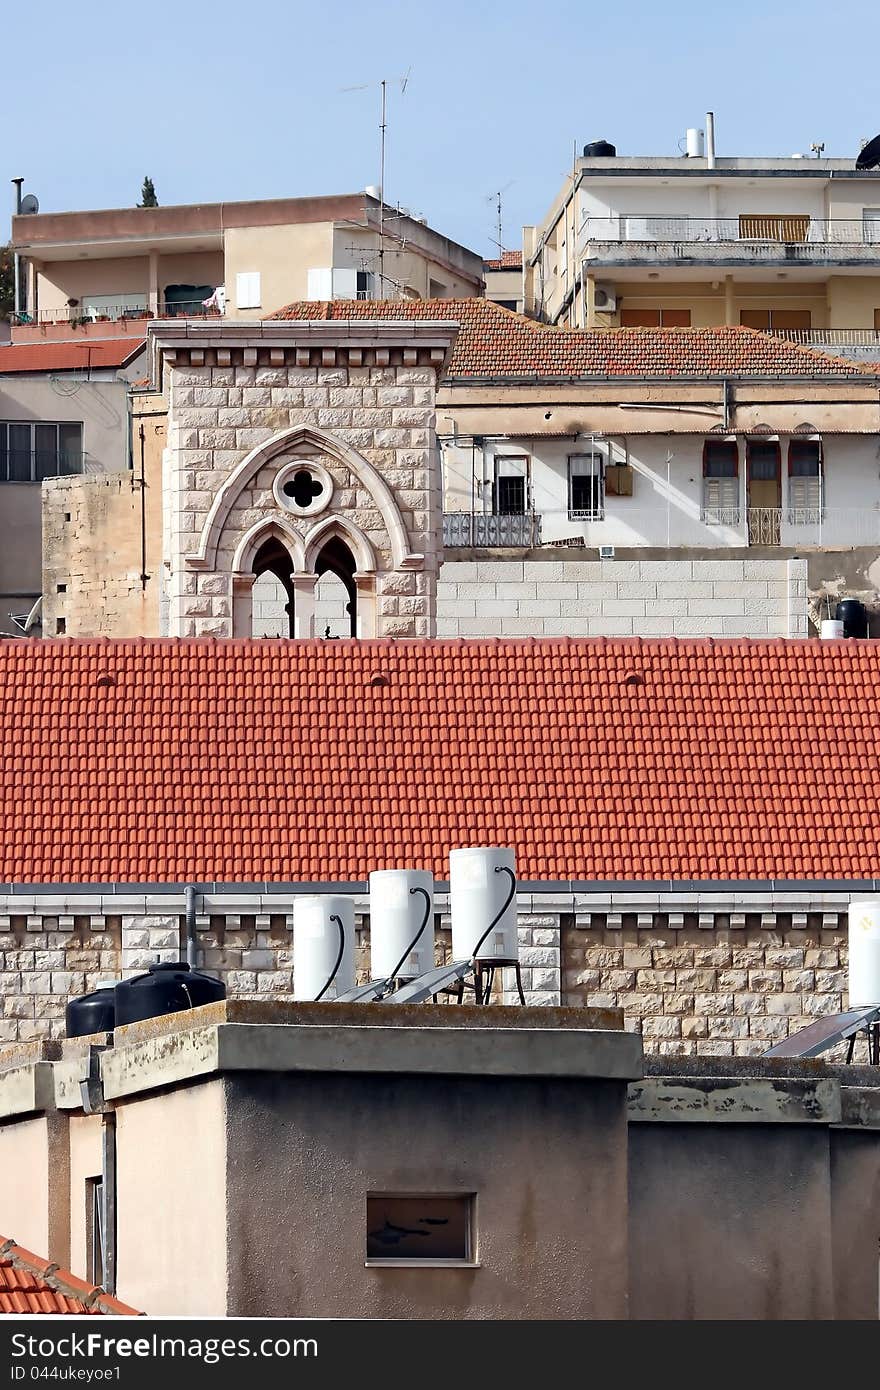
[11,301,221,327]
[580,215,880,246]
[443,512,543,548]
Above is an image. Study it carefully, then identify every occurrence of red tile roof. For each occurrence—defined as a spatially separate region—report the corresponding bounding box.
[0,1239,140,1315]
[483,250,522,270]
[0,340,146,375]
[1,637,880,883]
[268,298,879,380]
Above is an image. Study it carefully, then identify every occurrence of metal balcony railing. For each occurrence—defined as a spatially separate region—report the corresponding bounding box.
[444,512,542,547]
[768,328,880,346]
[11,300,221,327]
[580,215,880,246]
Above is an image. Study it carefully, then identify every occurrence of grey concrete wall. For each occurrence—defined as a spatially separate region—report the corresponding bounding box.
[830,1129,880,1320]
[224,1071,630,1320]
[628,1122,835,1319]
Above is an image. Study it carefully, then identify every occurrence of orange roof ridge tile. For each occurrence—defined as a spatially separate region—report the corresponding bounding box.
[0,1238,141,1316]
[266,299,880,379]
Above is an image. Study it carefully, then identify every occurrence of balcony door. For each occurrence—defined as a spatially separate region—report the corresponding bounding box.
[747,440,781,545]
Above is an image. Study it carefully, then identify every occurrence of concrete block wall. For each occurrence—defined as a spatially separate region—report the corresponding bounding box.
[436,557,809,638]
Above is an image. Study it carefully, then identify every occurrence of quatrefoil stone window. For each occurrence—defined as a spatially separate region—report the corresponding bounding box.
[273,458,333,517]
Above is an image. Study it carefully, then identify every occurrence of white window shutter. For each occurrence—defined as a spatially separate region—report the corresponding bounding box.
[332,268,358,299]
[235,272,261,309]
[307,268,333,301]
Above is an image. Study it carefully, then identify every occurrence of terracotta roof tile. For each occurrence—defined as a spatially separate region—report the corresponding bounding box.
[483,250,522,270]
[267,298,879,380]
[0,1239,141,1315]
[0,341,146,375]
[0,637,879,883]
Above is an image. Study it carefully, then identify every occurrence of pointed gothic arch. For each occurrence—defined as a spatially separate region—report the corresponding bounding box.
[187,424,419,573]
[302,513,376,575]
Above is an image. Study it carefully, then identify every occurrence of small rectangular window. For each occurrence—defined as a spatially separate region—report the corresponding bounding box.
[493,456,529,516]
[620,308,691,327]
[0,422,83,482]
[366,1193,475,1265]
[235,271,261,309]
[568,452,604,519]
[788,438,823,521]
[702,439,740,523]
[85,1177,103,1285]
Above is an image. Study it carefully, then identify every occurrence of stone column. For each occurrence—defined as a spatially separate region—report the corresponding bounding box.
[232,576,255,637]
[291,574,317,639]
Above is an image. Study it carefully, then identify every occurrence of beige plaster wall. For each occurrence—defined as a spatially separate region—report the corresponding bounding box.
[0,1116,51,1256]
[224,223,334,318]
[67,1115,104,1282]
[224,1071,630,1319]
[115,1080,227,1316]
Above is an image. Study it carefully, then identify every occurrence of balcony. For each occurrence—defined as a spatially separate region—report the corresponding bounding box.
[579,216,880,269]
[9,301,221,345]
[702,506,880,548]
[444,512,542,548]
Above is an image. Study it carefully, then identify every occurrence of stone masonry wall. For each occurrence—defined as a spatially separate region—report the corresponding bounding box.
[0,899,858,1056]
[159,329,450,640]
[436,556,809,639]
[563,917,849,1057]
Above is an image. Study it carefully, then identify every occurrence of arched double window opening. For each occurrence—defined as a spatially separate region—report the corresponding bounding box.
[246,532,361,639]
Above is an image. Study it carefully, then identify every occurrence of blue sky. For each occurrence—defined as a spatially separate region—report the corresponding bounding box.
[4,0,879,255]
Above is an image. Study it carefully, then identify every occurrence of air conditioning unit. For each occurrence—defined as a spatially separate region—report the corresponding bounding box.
[599,545,616,560]
[594,283,617,312]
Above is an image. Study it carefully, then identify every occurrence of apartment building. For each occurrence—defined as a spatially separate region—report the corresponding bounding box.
[483,250,524,313]
[10,191,483,335]
[524,123,880,359]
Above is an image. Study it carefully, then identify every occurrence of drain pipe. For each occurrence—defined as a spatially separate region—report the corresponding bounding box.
[101,1113,117,1294]
[185,885,198,968]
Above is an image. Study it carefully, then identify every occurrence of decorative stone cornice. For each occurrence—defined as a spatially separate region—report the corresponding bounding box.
[148,318,458,378]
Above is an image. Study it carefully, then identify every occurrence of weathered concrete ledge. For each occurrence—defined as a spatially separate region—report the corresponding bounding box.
[102,1018,643,1100]
[0,1061,57,1120]
[628,1076,841,1124]
[837,1086,880,1130]
[111,998,623,1046]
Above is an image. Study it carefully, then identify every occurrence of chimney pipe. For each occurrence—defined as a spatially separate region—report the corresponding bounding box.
[706,112,716,169]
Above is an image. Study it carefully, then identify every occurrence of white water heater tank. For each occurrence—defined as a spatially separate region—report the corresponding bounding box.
[821,619,844,639]
[686,127,705,158]
[848,900,880,1007]
[293,896,356,1001]
[450,847,518,962]
[369,870,435,980]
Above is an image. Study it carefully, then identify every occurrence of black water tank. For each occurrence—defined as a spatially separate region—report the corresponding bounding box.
[114,962,226,1027]
[583,140,617,158]
[65,985,116,1039]
[836,598,869,638]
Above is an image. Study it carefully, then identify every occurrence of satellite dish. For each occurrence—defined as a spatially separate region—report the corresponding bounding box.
[19,194,39,215]
[856,134,880,170]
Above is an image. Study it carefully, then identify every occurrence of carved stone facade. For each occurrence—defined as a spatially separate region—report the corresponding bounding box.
[154,321,456,638]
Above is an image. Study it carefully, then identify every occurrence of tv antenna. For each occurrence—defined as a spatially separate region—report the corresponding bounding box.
[810,142,825,158]
[485,181,514,254]
[341,69,412,297]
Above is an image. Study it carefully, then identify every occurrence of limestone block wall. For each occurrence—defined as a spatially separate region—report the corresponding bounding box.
[42,476,161,639]
[0,916,121,1044]
[563,916,849,1057]
[0,894,858,1057]
[155,324,454,640]
[436,556,809,638]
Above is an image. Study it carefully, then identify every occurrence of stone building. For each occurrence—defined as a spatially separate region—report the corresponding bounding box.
[39,301,880,639]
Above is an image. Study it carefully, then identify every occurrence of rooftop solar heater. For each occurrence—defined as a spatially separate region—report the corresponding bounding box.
[386,960,475,1005]
[762,1006,880,1060]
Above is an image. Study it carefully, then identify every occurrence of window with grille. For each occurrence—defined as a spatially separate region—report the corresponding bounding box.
[738,214,809,243]
[493,456,529,515]
[702,439,739,522]
[788,439,823,521]
[568,453,604,519]
[0,421,83,482]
